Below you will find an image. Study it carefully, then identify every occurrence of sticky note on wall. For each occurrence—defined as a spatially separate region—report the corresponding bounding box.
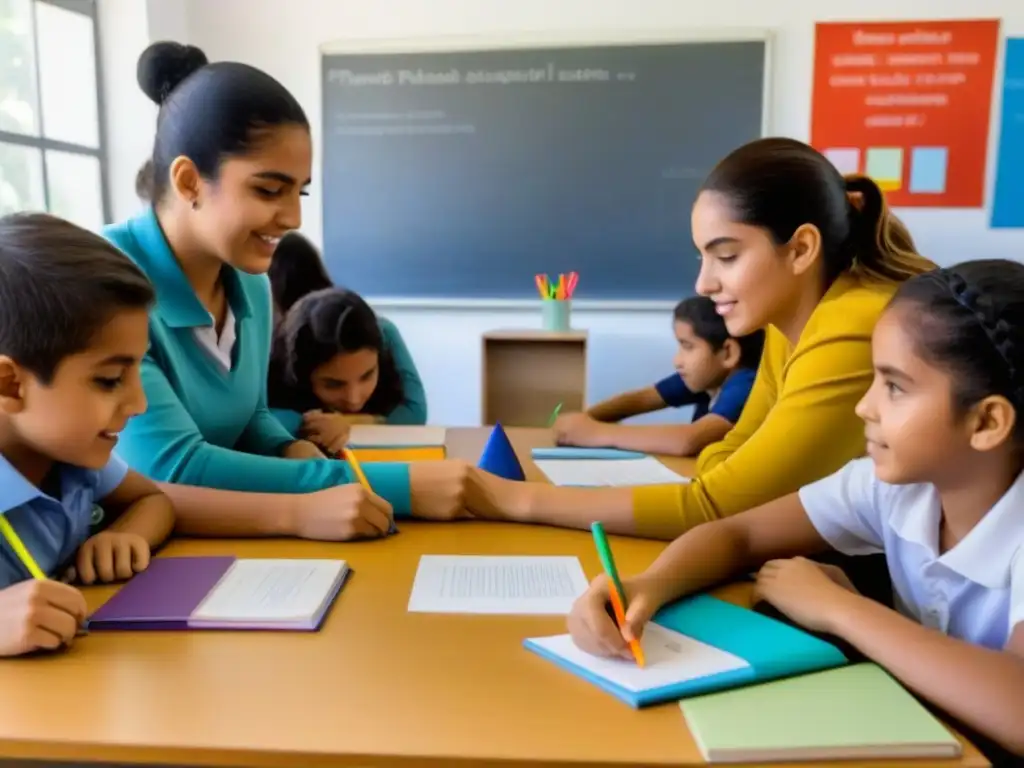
[823,147,860,176]
[909,147,948,194]
[866,147,904,191]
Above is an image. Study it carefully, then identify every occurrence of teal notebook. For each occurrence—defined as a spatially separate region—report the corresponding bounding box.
[524,594,847,708]
[680,663,961,763]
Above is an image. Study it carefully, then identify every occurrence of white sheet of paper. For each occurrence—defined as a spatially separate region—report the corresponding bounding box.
[408,555,589,614]
[533,457,689,486]
[192,559,346,621]
[528,623,750,692]
[347,425,447,447]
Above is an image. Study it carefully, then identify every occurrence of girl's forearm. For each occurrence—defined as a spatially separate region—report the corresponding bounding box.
[829,595,1024,755]
[639,520,753,604]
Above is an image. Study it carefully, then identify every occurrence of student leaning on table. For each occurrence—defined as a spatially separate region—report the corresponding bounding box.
[104,42,477,538]
[484,138,936,539]
[567,260,1024,758]
[267,231,429,437]
[0,214,175,656]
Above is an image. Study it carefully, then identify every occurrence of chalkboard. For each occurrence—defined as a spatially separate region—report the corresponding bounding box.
[320,35,768,301]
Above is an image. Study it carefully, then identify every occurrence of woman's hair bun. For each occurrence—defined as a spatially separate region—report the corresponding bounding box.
[137,41,208,105]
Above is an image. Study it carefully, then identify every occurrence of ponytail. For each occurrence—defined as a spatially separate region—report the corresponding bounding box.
[135,159,155,202]
[842,174,935,283]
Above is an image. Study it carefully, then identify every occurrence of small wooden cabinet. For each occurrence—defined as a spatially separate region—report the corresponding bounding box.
[481,329,588,427]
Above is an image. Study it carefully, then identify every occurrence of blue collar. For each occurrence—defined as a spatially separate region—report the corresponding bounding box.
[0,454,88,514]
[126,207,253,329]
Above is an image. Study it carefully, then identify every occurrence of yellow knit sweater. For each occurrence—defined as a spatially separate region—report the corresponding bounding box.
[631,273,897,539]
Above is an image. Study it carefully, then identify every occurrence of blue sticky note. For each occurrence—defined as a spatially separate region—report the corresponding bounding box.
[993,38,1024,228]
[531,446,646,460]
[909,147,948,194]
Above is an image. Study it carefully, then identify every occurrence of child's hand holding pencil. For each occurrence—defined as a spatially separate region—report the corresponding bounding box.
[0,579,87,656]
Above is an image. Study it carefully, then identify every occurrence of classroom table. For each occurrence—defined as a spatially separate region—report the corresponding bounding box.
[0,428,989,768]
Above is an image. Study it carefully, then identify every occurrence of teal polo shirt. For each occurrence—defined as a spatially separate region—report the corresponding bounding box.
[102,209,412,515]
[0,454,127,588]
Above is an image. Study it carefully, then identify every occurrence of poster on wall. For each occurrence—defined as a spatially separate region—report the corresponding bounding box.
[991,38,1024,228]
[811,19,1000,208]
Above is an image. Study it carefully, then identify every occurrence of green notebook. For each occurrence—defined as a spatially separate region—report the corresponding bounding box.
[680,663,961,763]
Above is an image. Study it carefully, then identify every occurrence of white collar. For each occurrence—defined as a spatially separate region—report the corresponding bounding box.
[888,471,1024,589]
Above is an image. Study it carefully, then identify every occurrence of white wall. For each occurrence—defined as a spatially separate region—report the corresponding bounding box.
[97,0,152,222]
[102,0,1024,426]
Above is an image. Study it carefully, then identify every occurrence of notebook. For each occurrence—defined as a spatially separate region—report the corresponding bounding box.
[680,663,961,763]
[347,425,447,448]
[524,594,847,707]
[87,556,351,631]
[533,456,689,487]
[531,446,646,460]
[351,446,446,462]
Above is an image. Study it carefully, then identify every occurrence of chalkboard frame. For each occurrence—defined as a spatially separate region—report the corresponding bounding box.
[317,29,774,309]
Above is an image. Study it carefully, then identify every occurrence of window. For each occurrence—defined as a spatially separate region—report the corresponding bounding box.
[0,0,106,231]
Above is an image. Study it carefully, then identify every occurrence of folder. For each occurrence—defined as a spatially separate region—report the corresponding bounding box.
[351,446,446,462]
[524,594,847,708]
[531,446,646,460]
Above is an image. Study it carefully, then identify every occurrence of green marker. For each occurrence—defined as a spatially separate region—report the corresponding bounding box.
[590,521,625,597]
[547,401,563,427]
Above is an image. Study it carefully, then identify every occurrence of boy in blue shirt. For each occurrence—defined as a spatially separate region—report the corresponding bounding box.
[0,213,175,657]
[554,296,764,456]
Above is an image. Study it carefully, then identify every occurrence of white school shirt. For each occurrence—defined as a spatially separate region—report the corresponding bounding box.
[192,305,237,372]
[799,458,1024,650]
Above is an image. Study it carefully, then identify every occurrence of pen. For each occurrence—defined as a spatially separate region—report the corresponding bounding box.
[547,401,563,427]
[590,521,645,667]
[342,447,397,535]
[0,515,46,580]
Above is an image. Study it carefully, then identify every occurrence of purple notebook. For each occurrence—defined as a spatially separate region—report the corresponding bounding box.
[87,556,351,631]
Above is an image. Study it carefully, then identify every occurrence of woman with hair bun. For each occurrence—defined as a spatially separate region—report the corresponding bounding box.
[103,42,479,540]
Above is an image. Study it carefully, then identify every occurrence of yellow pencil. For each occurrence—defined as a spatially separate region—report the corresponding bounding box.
[0,514,46,580]
[342,447,397,534]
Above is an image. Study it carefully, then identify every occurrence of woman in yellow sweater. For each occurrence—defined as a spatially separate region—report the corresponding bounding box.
[481,137,935,539]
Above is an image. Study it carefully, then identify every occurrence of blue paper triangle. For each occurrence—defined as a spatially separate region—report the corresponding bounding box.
[478,423,525,481]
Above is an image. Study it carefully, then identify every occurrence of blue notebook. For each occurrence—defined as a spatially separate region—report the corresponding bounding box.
[531,446,646,460]
[524,594,847,708]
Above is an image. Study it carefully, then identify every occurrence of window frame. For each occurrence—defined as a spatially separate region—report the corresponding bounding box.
[0,0,109,224]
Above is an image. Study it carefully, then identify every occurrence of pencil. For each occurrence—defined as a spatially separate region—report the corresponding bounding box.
[342,447,397,535]
[0,515,46,580]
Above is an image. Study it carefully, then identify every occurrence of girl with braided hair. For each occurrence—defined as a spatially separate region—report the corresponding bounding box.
[568,259,1024,759]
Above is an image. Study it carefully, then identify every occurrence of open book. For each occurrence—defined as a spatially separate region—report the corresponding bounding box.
[88,557,350,631]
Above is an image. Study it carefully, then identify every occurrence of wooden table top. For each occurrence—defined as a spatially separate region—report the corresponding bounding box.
[0,428,987,767]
